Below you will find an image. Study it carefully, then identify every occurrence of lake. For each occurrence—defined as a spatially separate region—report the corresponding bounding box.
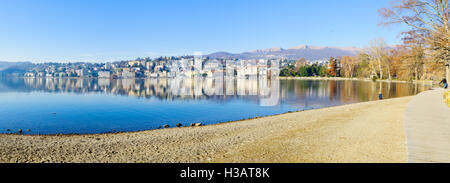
[0,77,430,135]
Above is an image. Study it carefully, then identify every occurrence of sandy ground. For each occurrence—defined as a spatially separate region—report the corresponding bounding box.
[0,97,410,163]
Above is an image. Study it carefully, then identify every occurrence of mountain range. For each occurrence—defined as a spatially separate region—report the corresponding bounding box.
[0,61,34,75]
[0,45,362,71]
[206,45,361,60]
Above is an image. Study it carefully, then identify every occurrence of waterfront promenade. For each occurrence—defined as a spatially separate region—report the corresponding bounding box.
[404,88,450,163]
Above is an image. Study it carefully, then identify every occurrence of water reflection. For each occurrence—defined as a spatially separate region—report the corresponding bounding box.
[1,77,282,106]
[279,79,430,108]
[0,77,431,134]
[0,77,430,107]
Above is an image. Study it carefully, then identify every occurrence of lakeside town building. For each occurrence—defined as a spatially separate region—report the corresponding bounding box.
[23,56,284,79]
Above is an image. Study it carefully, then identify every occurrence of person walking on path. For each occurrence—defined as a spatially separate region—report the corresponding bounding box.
[439,78,448,89]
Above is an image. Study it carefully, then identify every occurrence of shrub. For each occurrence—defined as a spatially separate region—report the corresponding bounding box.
[372,76,378,82]
[444,91,450,108]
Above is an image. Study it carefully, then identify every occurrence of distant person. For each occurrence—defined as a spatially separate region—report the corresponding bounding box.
[378,92,383,100]
[439,78,448,89]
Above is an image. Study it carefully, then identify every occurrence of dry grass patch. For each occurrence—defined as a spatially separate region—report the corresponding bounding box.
[445,91,450,107]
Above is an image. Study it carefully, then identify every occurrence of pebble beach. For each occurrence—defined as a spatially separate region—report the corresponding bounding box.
[0,96,410,163]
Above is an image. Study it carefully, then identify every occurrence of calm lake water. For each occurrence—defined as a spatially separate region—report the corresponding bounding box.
[0,77,430,135]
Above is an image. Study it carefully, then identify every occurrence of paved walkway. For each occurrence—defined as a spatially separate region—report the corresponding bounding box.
[404,88,450,163]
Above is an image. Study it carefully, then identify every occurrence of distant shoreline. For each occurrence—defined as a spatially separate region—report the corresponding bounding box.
[9,75,436,86]
[279,76,435,86]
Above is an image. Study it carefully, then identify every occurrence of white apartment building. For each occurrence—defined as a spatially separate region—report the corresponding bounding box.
[75,69,88,77]
[98,71,111,78]
[225,60,235,77]
[203,60,222,72]
[269,59,281,78]
[121,70,135,78]
[194,56,203,72]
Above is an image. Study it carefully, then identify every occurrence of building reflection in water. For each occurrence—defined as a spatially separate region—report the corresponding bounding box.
[1,77,430,109]
[8,77,281,107]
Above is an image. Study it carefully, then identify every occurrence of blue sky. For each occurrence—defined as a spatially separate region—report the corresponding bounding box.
[0,0,407,63]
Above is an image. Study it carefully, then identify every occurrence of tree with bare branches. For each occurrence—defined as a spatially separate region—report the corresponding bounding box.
[366,38,389,79]
[379,0,449,81]
[341,56,359,78]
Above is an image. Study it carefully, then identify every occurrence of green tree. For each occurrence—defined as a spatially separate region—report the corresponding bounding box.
[319,66,327,77]
[298,67,309,77]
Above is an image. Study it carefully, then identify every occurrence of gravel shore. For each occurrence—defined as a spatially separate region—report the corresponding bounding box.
[0,97,410,163]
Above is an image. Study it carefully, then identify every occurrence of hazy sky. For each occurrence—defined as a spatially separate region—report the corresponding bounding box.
[0,0,407,63]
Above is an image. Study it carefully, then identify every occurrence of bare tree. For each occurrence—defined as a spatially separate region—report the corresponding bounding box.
[366,38,388,79]
[379,0,449,81]
[341,56,359,78]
